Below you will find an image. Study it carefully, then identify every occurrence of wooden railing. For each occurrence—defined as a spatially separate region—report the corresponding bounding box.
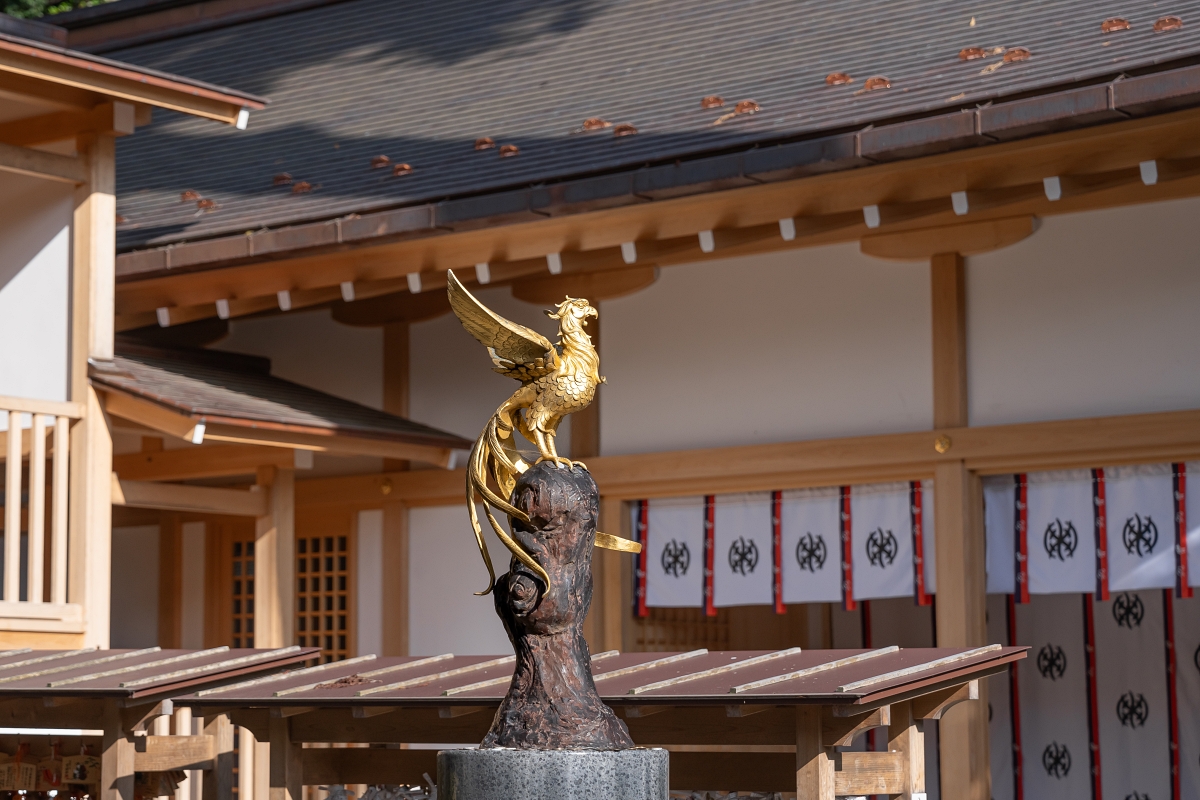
[0,395,83,627]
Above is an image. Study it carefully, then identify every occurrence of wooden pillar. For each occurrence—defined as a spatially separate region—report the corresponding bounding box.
[158,512,183,648]
[202,714,234,800]
[589,497,626,653]
[238,727,256,800]
[70,133,116,648]
[255,466,295,648]
[796,705,834,799]
[382,321,411,655]
[100,703,135,800]
[930,252,990,799]
[889,700,925,799]
[268,715,302,800]
[381,501,409,655]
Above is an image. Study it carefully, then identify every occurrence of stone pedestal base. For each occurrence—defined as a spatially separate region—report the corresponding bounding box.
[437,748,668,800]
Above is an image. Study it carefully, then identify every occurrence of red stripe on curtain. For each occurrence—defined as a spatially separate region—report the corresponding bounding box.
[1092,469,1110,602]
[1007,594,1025,800]
[1016,474,1030,604]
[1083,595,1103,800]
[1173,464,1192,599]
[841,486,856,612]
[634,500,649,618]
[911,481,930,606]
[1164,589,1182,800]
[772,490,785,615]
[703,495,716,617]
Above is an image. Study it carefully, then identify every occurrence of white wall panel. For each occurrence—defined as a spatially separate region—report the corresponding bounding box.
[600,245,933,455]
[410,285,570,456]
[355,509,383,657]
[217,308,383,409]
[969,197,1200,426]
[0,175,71,402]
[110,525,159,648]
[408,504,513,656]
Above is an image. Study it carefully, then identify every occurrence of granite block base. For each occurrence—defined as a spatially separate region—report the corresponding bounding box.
[437,747,668,800]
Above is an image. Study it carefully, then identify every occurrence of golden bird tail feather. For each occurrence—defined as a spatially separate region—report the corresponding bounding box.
[465,418,551,594]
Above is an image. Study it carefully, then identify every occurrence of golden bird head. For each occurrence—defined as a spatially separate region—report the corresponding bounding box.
[546,295,597,326]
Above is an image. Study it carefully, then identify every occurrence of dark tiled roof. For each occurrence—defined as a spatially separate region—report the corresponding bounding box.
[109,0,1200,250]
[94,343,472,449]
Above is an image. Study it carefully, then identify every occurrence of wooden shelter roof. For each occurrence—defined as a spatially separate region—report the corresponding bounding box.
[0,645,314,699]
[93,342,471,463]
[177,645,1026,711]
[85,0,1200,257]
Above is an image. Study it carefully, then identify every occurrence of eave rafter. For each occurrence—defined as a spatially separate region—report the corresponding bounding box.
[117,105,1200,331]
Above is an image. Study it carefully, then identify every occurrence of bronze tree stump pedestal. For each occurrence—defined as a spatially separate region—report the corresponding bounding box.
[438,462,667,799]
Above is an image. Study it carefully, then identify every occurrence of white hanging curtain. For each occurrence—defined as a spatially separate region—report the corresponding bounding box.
[1093,591,1171,800]
[1177,593,1200,798]
[641,496,706,608]
[1025,470,1097,595]
[850,481,917,601]
[986,594,1015,800]
[712,492,773,607]
[983,475,1017,595]
[1188,461,1200,588]
[780,486,842,604]
[1015,593,1092,800]
[1105,465,1176,591]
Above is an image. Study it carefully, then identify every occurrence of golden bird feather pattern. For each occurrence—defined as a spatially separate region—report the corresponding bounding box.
[446,270,641,596]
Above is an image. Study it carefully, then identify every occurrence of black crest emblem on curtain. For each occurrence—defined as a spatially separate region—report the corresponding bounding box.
[1042,742,1071,778]
[865,528,898,568]
[1121,514,1158,557]
[1193,643,1199,673]
[795,533,827,572]
[1036,644,1067,681]
[727,537,759,575]
[1043,518,1078,561]
[660,539,690,577]
[1112,592,1145,629]
[1116,691,1149,728]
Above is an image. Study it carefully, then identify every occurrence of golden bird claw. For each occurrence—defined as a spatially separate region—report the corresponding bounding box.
[535,455,575,470]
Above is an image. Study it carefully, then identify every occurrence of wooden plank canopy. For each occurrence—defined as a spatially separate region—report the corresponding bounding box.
[176,646,1025,798]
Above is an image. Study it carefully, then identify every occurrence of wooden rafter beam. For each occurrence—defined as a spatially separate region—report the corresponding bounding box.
[0,101,137,148]
[0,140,85,183]
[113,443,295,481]
[296,407,1200,508]
[113,476,268,517]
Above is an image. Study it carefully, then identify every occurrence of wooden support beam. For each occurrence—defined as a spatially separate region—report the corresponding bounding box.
[0,139,85,183]
[113,477,268,517]
[913,679,979,720]
[795,705,834,800]
[103,390,202,442]
[115,444,295,481]
[833,751,906,796]
[0,102,136,147]
[100,703,135,800]
[862,215,1034,261]
[202,714,234,800]
[931,252,968,429]
[70,133,116,648]
[255,465,295,649]
[133,735,214,772]
[888,699,925,800]
[821,705,890,748]
[268,715,301,800]
[512,266,656,305]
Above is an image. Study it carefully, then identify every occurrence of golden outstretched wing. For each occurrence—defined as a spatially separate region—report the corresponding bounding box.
[447,270,559,378]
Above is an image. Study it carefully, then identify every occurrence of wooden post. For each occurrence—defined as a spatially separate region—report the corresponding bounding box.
[930,251,990,800]
[202,714,234,800]
[382,321,411,655]
[238,727,256,800]
[381,501,409,655]
[101,702,135,800]
[796,705,834,800]
[70,133,116,646]
[268,715,302,800]
[888,700,925,800]
[591,497,626,653]
[159,512,183,648]
[255,466,295,648]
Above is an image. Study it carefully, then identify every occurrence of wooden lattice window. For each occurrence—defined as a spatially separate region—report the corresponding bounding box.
[230,538,255,648]
[296,533,352,662]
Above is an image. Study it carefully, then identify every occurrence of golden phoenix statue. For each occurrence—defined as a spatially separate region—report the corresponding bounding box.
[447,270,641,595]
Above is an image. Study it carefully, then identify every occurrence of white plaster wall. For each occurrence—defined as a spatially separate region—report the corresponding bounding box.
[110,525,160,648]
[356,509,383,656]
[0,174,71,403]
[968,196,1200,426]
[180,521,206,649]
[601,244,933,455]
[407,504,512,656]
[410,286,570,454]
[216,308,383,409]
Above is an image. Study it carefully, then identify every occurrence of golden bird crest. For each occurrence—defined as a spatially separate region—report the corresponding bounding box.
[447,270,641,595]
